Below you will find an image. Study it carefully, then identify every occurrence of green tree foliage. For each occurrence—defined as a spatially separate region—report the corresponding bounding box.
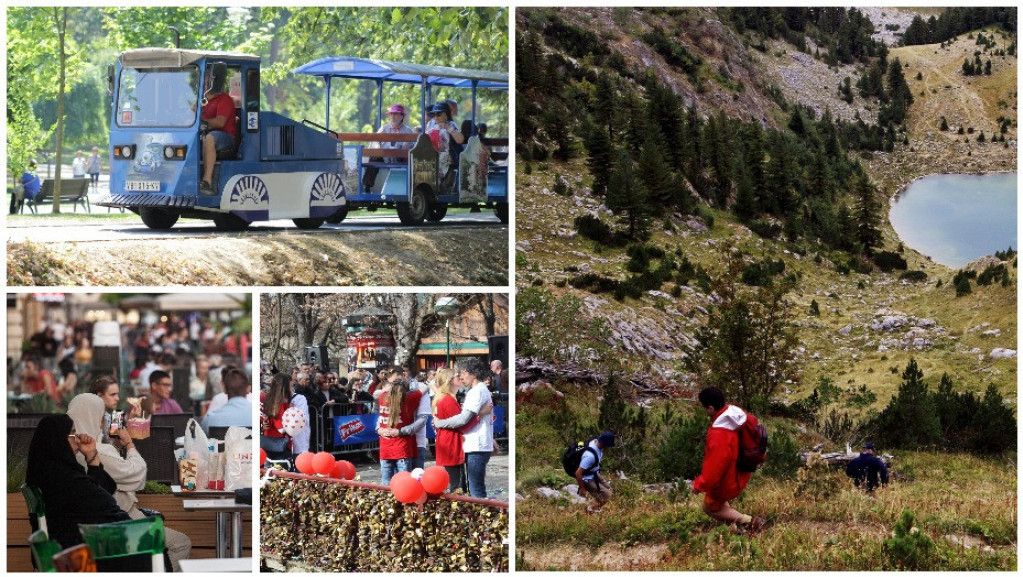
[900,8,1017,47]
[654,410,707,481]
[868,359,942,450]
[10,7,509,168]
[953,270,974,296]
[606,150,652,239]
[583,122,613,196]
[516,288,612,366]
[880,58,913,125]
[883,510,935,570]
[762,431,802,479]
[597,375,648,467]
[853,173,883,255]
[683,249,801,413]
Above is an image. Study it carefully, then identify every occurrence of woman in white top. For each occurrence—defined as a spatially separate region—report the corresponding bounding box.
[67,393,192,571]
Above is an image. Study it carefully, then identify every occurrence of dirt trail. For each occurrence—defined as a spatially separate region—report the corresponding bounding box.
[519,543,671,571]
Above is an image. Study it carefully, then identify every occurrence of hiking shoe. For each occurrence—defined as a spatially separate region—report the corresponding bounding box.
[743,517,768,536]
[199,180,216,196]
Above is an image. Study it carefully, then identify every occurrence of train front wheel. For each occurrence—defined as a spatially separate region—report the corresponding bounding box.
[326,207,349,224]
[293,218,325,230]
[139,207,179,230]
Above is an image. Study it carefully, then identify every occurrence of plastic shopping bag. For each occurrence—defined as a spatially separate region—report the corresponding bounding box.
[224,426,253,491]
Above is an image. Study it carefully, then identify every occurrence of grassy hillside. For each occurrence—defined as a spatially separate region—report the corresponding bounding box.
[515,387,1017,571]
[515,7,1017,571]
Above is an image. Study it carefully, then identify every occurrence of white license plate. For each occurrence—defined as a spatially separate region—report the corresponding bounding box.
[125,180,161,191]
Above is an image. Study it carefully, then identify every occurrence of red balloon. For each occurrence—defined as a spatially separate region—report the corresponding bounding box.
[312,452,335,475]
[390,471,424,504]
[420,466,449,495]
[332,460,357,481]
[259,448,267,467]
[294,451,315,475]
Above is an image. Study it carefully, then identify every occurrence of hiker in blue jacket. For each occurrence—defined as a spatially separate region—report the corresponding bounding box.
[575,431,615,512]
[846,442,889,492]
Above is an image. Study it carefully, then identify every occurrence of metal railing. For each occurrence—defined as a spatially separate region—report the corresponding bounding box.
[309,394,509,455]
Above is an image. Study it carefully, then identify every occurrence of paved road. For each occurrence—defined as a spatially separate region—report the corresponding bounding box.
[7,212,505,243]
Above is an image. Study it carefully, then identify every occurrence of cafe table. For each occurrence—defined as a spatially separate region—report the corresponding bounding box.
[178,557,253,572]
[172,485,249,558]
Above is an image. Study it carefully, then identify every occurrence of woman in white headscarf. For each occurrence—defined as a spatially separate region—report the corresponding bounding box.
[68,393,192,571]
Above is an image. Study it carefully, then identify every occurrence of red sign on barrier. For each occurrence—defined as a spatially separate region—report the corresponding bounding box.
[337,419,367,441]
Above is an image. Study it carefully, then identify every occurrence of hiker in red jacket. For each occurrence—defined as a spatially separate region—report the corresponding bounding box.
[691,387,766,534]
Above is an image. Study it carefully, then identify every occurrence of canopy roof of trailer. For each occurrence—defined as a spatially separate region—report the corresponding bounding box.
[120,48,260,68]
[293,57,507,89]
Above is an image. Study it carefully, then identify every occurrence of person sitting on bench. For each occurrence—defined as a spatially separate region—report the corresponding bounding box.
[363,104,416,192]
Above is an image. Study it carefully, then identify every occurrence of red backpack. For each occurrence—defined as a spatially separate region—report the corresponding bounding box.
[737,413,768,472]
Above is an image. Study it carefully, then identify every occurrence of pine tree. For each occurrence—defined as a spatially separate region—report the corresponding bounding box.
[854,173,883,255]
[637,133,676,209]
[584,122,613,196]
[593,70,617,140]
[733,158,757,222]
[606,149,652,239]
[870,358,942,449]
[939,116,949,131]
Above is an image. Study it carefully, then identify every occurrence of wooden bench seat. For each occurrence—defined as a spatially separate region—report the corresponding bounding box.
[24,178,91,214]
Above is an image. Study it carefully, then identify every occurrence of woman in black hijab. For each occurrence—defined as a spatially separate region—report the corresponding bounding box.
[26,414,130,548]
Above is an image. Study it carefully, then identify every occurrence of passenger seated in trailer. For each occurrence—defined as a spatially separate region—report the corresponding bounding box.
[426,102,464,193]
[363,104,417,192]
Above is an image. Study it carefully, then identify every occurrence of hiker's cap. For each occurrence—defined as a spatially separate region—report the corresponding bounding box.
[598,431,616,448]
[864,442,875,450]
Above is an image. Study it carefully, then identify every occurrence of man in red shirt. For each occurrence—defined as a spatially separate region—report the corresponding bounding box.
[691,387,766,534]
[199,64,237,195]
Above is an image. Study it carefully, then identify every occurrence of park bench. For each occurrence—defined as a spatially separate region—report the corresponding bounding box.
[24,178,91,214]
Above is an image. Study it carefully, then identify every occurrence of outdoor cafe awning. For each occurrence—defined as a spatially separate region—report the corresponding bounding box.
[155,293,244,312]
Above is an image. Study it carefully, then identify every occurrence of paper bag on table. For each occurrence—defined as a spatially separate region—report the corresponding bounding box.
[183,419,212,489]
[179,459,198,491]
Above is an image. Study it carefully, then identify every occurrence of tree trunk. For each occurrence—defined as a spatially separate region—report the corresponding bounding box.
[52,7,68,214]
[269,294,282,366]
[475,294,497,336]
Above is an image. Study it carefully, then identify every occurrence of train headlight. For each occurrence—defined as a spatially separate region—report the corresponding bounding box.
[163,145,187,160]
[112,144,136,160]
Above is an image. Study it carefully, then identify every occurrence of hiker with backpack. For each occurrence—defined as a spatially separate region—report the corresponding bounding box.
[692,387,767,534]
[565,431,616,512]
[845,442,888,492]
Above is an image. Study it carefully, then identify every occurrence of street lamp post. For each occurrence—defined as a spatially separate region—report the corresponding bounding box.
[434,296,460,369]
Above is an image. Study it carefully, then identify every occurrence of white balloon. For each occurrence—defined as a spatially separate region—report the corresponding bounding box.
[410,467,425,481]
[280,406,307,437]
